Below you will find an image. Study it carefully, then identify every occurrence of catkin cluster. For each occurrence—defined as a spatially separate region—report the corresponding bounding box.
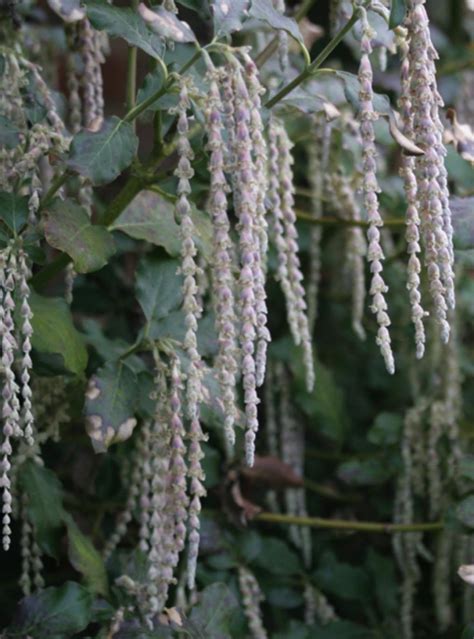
[199,52,314,468]
[0,243,34,551]
[398,1,455,348]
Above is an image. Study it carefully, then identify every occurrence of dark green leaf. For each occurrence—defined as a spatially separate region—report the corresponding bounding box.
[30,292,88,376]
[211,0,249,37]
[462,623,474,639]
[7,582,93,639]
[67,116,139,186]
[138,3,196,42]
[367,412,402,446]
[86,0,165,59]
[460,455,474,481]
[266,586,303,608]
[187,583,239,639]
[337,457,396,486]
[389,0,406,29]
[111,191,212,257]
[314,552,370,602]
[84,361,138,453]
[135,255,183,330]
[43,199,115,273]
[310,621,371,639]
[136,67,168,115]
[47,0,85,21]
[451,197,474,250]
[0,115,22,149]
[254,537,301,575]
[249,0,303,43]
[65,515,109,596]
[0,191,29,235]
[456,495,474,528]
[18,460,65,559]
[365,548,398,616]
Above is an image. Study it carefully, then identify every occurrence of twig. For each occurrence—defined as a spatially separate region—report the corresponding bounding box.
[254,511,443,533]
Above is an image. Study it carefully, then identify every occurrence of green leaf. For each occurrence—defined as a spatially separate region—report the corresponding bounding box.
[187,583,239,639]
[18,460,65,558]
[266,587,303,609]
[47,0,85,22]
[30,291,88,376]
[314,552,370,602]
[337,457,396,486]
[367,412,402,446]
[456,495,474,528]
[111,191,213,257]
[138,3,196,42]
[7,582,93,639]
[295,357,348,443]
[135,255,183,331]
[67,116,139,186]
[460,455,474,481]
[254,537,301,575]
[211,0,250,37]
[86,0,165,59]
[65,515,109,596]
[136,67,169,115]
[0,115,22,149]
[310,621,371,639]
[84,361,138,453]
[43,199,115,273]
[249,0,303,43]
[0,191,29,235]
[389,0,406,29]
[462,623,474,639]
[451,197,474,250]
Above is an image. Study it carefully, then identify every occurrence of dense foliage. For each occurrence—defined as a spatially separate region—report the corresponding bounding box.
[1,0,474,637]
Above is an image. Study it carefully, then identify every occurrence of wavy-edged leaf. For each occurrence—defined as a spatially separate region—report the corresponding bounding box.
[7,582,93,639]
[254,537,301,575]
[135,255,183,332]
[0,191,29,235]
[138,3,196,42]
[249,0,303,43]
[43,199,115,273]
[18,460,65,558]
[210,0,250,37]
[389,0,407,29]
[67,116,139,186]
[86,0,165,59]
[84,361,138,453]
[186,583,239,639]
[111,190,212,257]
[65,515,109,596]
[30,292,88,376]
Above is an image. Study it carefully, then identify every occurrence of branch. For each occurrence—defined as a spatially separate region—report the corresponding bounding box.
[254,511,443,533]
[264,12,359,109]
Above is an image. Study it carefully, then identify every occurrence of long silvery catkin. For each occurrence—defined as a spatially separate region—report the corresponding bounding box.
[357,7,394,374]
[172,79,204,426]
[306,119,331,331]
[268,118,315,391]
[273,0,289,71]
[231,61,261,466]
[406,0,454,340]
[17,248,34,446]
[327,173,366,340]
[398,31,427,359]
[239,51,270,388]
[204,68,238,447]
[238,566,268,639]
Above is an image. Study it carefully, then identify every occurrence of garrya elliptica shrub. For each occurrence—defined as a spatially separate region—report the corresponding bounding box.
[1,0,474,636]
